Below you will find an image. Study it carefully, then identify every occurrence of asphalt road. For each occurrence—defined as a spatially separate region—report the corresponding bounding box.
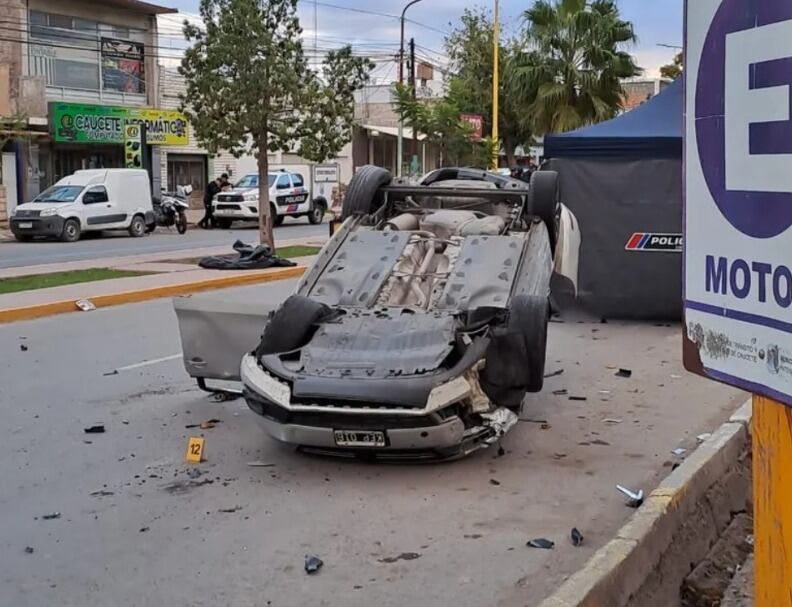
[0,283,744,607]
[0,219,327,269]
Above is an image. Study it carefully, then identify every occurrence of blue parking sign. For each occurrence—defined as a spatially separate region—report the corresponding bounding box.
[685,0,792,405]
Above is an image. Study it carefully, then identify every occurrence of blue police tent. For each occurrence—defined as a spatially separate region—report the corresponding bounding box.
[545,78,683,319]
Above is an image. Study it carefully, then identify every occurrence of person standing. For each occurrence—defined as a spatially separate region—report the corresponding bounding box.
[199,173,228,229]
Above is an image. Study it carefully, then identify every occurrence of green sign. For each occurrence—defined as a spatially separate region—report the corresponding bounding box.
[51,102,188,145]
[124,124,143,168]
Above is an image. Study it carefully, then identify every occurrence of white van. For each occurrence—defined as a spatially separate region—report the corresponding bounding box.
[10,169,154,242]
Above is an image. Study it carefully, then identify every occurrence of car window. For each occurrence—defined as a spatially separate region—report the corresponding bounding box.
[82,186,109,204]
[291,174,304,187]
[276,175,290,189]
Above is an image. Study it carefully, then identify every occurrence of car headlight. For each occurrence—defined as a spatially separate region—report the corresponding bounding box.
[243,193,258,201]
[426,376,472,413]
[39,208,59,217]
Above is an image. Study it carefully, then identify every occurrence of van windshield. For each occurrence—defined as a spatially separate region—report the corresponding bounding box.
[33,185,84,203]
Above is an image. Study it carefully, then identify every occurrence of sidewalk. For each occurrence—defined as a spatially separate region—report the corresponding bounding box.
[0,235,325,280]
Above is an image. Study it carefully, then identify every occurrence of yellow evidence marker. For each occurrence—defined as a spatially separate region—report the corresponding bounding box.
[186,437,205,463]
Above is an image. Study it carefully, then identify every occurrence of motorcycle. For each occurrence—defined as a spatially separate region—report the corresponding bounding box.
[148,184,192,234]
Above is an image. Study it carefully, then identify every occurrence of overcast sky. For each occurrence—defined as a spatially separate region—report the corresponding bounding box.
[156,0,683,78]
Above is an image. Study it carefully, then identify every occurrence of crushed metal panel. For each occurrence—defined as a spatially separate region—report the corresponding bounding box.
[299,309,456,379]
[308,231,410,307]
[437,235,524,310]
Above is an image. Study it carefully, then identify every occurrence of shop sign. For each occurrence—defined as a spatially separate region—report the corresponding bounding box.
[124,124,143,168]
[460,114,484,141]
[313,164,339,183]
[101,38,145,95]
[51,103,188,146]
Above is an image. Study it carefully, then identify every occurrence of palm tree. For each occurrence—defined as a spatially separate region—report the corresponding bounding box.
[513,0,642,134]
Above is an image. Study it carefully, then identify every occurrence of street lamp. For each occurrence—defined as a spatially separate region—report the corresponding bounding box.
[397,0,423,178]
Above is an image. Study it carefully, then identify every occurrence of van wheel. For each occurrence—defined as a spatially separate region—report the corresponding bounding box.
[60,219,81,243]
[308,197,327,224]
[128,215,146,237]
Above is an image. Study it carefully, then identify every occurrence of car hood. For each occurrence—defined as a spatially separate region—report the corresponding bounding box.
[15,202,71,213]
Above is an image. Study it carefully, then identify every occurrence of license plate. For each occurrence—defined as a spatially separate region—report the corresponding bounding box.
[333,430,387,448]
[18,222,33,229]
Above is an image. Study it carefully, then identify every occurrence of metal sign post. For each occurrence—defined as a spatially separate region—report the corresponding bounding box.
[685,2,792,602]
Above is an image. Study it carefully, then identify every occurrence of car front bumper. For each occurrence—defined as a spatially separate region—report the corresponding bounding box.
[10,216,65,237]
[241,354,518,459]
[212,204,259,219]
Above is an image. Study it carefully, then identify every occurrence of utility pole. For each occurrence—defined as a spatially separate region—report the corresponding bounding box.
[397,0,422,178]
[409,37,418,176]
[491,0,499,171]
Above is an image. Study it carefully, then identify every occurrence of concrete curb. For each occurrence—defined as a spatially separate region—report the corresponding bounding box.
[0,265,306,324]
[538,400,753,607]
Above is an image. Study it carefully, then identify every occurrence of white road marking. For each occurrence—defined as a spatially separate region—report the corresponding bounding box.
[113,353,182,372]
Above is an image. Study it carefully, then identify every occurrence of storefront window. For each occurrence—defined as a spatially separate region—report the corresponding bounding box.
[167,155,207,195]
[28,11,145,94]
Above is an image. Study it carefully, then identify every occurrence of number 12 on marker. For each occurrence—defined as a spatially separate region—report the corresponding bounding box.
[186,437,204,463]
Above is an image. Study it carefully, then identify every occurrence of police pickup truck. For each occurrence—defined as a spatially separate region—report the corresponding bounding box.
[211,170,327,228]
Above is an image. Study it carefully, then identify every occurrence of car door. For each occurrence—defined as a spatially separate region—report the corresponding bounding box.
[274,174,292,212]
[81,185,121,227]
[289,173,310,212]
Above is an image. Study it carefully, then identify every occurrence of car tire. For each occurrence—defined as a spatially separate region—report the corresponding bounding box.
[273,209,284,227]
[14,233,32,242]
[215,218,232,230]
[481,294,549,408]
[341,165,392,220]
[128,215,146,238]
[529,170,560,252]
[308,197,327,224]
[60,218,81,243]
[256,295,334,356]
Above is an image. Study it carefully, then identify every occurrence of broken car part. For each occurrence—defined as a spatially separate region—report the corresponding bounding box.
[616,484,644,508]
[304,554,324,574]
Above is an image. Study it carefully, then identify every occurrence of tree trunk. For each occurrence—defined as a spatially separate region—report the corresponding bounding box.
[257,138,275,251]
[504,137,517,169]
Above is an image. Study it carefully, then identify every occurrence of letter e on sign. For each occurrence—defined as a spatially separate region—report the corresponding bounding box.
[186,437,204,463]
[685,0,792,406]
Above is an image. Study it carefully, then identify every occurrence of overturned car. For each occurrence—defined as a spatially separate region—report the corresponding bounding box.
[175,166,579,460]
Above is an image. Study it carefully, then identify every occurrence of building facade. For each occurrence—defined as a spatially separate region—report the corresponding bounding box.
[0,0,185,223]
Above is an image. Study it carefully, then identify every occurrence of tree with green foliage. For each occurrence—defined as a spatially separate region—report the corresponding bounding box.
[514,0,642,134]
[443,7,533,167]
[180,0,372,248]
[393,83,494,169]
[660,51,683,80]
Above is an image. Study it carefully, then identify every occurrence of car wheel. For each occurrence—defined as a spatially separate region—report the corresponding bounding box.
[529,170,560,253]
[308,198,326,224]
[128,215,146,237]
[215,218,232,230]
[256,295,334,356]
[273,212,284,227]
[341,165,392,221]
[14,233,32,242]
[60,218,81,243]
[481,294,549,408]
